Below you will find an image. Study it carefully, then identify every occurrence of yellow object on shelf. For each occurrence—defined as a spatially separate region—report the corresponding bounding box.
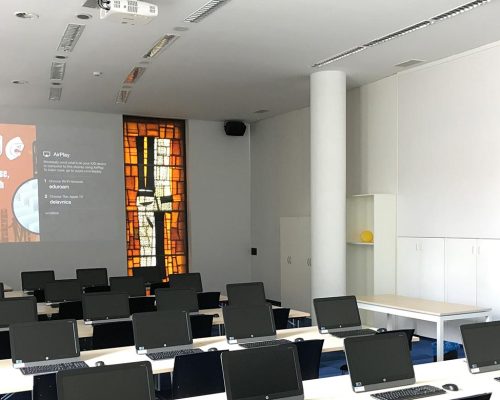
[360,230,374,243]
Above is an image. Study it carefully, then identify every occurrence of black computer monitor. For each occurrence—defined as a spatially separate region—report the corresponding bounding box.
[226,282,266,306]
[344,332,415,393]
[222,304,276,344]
[132,310,193,354]
[109,276,146,297]
[0,297,38,331]
[452,395,492,400]
[10,319,80,366]
[132,268,164,285]
[76,268,109,288]
[82,292,130,323]
[21,270,55,291]
[222,344,303,400]
[57,361,156,400]
[313,296,362,333]
[169,273,203,292]
[155,289,199,313]
[44,279,82,303]
[461,321,500,373]
[0,282,4,299]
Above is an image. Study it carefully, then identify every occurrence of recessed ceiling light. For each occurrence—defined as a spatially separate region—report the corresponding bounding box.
[51,82,62,86]
[55,55,68,60]
[93,71,103,77]
[11,80,28,85]
[116,89,131,104]
[76,13,92,20]
[14,11,39,19]
[57,24,86,52]
[143,35,179,59]
[254,109,269,114]
[49,87,62,101]
[173,26,189,32]
[124,67,146,84]
[50,62,66,81]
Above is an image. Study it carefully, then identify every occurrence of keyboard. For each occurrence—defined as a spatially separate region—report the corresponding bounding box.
[330,328,376,338]
[371,385,446,400]
[239,339,291,348]
[20,361,89,375]
[146,348,203,360]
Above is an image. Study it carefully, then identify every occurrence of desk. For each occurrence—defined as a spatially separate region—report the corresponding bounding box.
[357,294,491,362]
[2,285,12,292]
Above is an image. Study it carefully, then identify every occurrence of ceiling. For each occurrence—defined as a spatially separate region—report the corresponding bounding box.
[1,0,500,122]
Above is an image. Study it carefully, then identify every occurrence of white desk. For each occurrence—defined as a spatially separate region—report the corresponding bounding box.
[357,294,492,362]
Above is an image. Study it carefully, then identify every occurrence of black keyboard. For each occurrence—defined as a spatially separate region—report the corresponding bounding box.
[371,385,446,400]
[20,361,89,375]
[331,328,376,338]
[239,339,291,348]
[146,348,203,360]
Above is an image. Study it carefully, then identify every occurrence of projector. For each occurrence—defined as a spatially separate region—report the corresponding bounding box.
[100,0,158,25]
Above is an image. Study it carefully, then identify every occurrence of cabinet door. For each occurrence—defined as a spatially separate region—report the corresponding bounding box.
[477,239,500,319]
[419,238,445,301]
[397,238,420,297]
[445,238,477,305]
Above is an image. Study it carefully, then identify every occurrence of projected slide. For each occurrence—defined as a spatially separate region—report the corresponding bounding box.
[0,124,39,243]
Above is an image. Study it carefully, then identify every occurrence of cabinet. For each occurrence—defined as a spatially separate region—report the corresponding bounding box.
[445,239,476,305]
[476,239,500,320]
[280,217,311,313]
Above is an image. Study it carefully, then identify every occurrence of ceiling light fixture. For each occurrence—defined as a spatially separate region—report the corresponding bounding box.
[50,62,66,81]
[49,87,62,101]
[143,35,178,59]
[312,0,493,68]
[116,89,131,104]
[57,24,86,52]
[184,0,230,23]
[11,80,28,85]
[14,11,39,19]
[124,67,146,84]
[76,13,93,20]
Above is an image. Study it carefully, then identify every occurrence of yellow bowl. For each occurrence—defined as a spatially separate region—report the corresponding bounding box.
[360,230,373,243]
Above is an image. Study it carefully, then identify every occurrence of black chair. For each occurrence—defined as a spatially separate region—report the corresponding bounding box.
[294,339,324,380]
[83,285,110,294]
[129,296,156,314]
[172,350,227,399]
[57,301,83,320]
[92,321,134,350]
[272,307,290,330]
[0,282,4,299]
[189,314,214,339]
[197,292,220,309]
[0,331,11,360]
[32,373,57,400]
[150,282,170,295]
[33,289,46,303]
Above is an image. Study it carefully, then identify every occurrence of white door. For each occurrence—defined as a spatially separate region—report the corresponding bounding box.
[476,239,500,319]
[419,238,445,301]
[445,238,477,305]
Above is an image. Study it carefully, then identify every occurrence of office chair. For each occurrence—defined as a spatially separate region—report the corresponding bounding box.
[33,289,46,303]
[129,296,156,314]
[92,321,134,349]
[0,282,4,299]
[189,314,214,338]
[294,339,324,380]
[0,331,11,360]
[171,350,227,399]
[83,285,110,294]
[57,301,83,320]
[272,307,290,330]
[32,373,57,400]
[197,292,220,309]
[150,282,170,295]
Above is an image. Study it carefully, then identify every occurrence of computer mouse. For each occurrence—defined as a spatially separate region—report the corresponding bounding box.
[208,347,218,352]
[377,328,387,333]
[95,361,105,367]
[442,383,459,391]
[294,337,304,342]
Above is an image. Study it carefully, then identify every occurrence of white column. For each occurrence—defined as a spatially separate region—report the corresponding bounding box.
[310,70,346,301]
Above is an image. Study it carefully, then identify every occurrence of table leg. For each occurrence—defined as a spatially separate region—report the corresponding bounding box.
[387,314,395,331]
[436,319,444,362]
[486,313,492,323]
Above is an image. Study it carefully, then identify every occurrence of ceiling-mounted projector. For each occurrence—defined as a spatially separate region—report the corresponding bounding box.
[100,0,158,25]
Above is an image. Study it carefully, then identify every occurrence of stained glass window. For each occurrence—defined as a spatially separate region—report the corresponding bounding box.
[123,116,187,278]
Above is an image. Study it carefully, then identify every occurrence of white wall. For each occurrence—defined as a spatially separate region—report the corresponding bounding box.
[250,108,310,301]
[186,120,251,294]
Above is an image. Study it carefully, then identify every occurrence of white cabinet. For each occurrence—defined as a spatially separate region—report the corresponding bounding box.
[396,238,420,298]
[476,239,500,320]
[445,239,476,305]
[280,217,311,313]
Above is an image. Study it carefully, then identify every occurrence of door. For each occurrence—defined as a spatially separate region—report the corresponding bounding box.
[445,238,477,305]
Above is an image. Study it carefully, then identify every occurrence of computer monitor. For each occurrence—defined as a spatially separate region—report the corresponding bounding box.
[57,361,156,400]
[461,321,500,373]
[21,270,55,291]
[82,292,130,324]
[169,273,203,292]
[132,310,193,355]
[313,296,362,334]
[10,319,80,368]
[44,279,82,303]
[222,304,276,344]
[226,282,266,306]
[453,395,492,400]
[222,344,304,400]
[0,282,4,299]
[109,276,146,297]
[76,268,109,288]
[132,268,164,286]
[344,332,415,392]
[0,297,38,331]
[155,289,199,313]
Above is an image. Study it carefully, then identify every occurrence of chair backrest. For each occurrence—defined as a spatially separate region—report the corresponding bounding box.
[33,289,46,303]
[129,296,156,314]
[83,285,111,294]
[189,314,214,338]
[0,331,11,360]
[150,282,170,295]
[57,301,84,320]
[0,282,4,299]
[92,321,134,350]
[272,307,290,330]
[33,372,57,400]
[294,339,324,380]
[197,292,220,309]
[172,350,226,399]
[377,329,415,351]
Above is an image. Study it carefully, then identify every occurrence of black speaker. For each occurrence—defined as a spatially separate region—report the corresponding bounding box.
[224,121,246,136]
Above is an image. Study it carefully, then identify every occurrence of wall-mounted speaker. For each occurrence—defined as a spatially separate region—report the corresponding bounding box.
[224,120,246,136]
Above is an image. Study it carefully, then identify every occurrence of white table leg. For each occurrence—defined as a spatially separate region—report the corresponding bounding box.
[387,313,395,331]
[436,319,444,362]
[486,313,492,322]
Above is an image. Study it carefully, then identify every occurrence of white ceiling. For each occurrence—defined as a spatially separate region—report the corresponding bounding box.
[1,0,500,122]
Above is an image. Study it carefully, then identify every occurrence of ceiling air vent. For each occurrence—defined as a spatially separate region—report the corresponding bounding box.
[184,0,230,23]
[82,0,98,8]
[143,35,178,59]
[57,24,85,52]
[50,62,66,81]
[49,87,62,101]
[116,89,131,104]
[395,59,425,68]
